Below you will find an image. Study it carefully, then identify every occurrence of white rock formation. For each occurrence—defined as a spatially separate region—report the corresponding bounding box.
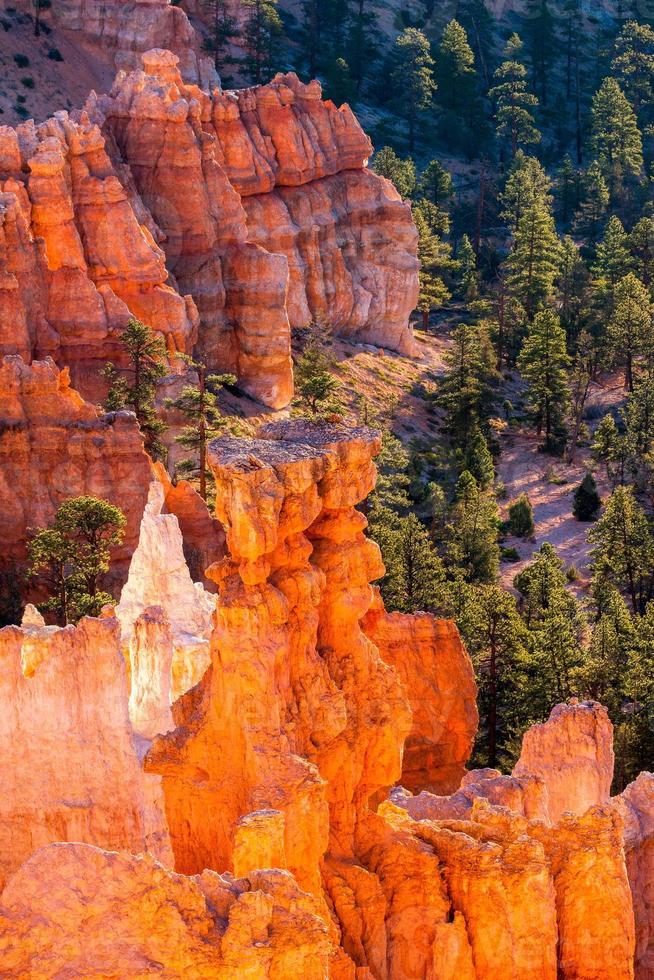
[116,480,214,703]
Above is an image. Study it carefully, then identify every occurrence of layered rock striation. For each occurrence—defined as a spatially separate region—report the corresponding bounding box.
[2,423,652,977]
[0,355,151,583]
[0,50,418,409]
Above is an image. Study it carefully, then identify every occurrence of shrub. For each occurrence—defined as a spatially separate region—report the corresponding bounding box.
[500,545,521,562]
[47,47,63,61]
[13,53,29,67]
[566,563,581,582]
[508,494,534,538]
[21,76,35,89]
[573,473,601,522]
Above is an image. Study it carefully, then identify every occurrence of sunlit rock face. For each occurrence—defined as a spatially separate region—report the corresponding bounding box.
[0,614,171,892]
[512,699,615,823]
[116,479,214,701]
[393,699,638,980]
[0,109,198,401]
[362,587,479,793]
[152,459,225,588]
[0,355,151,586]
[0,843,333,979]
[0,50,418,409]
[1,420,651,977]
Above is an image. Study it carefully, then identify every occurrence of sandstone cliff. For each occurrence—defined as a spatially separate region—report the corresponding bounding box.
[0,355,151,584]
[0,49,418,409]
[2,423,651,978]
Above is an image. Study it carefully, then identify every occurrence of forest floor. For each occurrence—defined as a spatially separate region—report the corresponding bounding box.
[0,7,114,126]
[497,374,625,596]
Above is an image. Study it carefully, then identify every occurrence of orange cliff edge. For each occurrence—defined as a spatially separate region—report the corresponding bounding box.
[0,418,652,978]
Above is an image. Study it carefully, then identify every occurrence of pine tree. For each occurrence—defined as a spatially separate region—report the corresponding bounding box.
[455,582,528,767]
[513,542,568,621]
[372,146,416,199]
[557,155,579,223]
[445,470,500,584]
[562,0,586,163]
[508,494,535,537]
[455,0,496,89]
[242,0,284,84]
[376,512,447,613]
[490,34,540,156]
[200,0,239,78]
[572,160,610,244]
[593,215,633,286]
[558,237,591,344]
[417,159,453,208]
[463,426,494,488]
[611,20,654,115]
[524,0,557,106]
[629,216,654,287]
[165,363,236,503]
[527,590,585,707]
[413,202,452,327]
[592,413,630,485]
[567,329,600,461]
[391,28,436,152]
[590,76,643,202]
[347,0,383,92]
[517,309,571,452]
[27,496,126,625]
[500,151,552,231]
[457,234,478,300]
[103,318,168,458]
[506,201,561,316]
[436,19,476,115]
[438,321,498,446]
[324,56,357,106]
[293,331,343,419]
[589,485,654,613]
[573,473,602,520]
[608,272,653,391]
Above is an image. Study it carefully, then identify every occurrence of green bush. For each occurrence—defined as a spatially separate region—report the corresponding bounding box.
[47,47,63,61]
[573,473,601,522]
[500,545,521,562]
[21,76,35,89]
[508,494,534,538]
[13,53,29,67]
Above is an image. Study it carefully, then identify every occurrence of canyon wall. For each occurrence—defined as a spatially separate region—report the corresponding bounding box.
[1,422,651,977]
[0,49,418,409]
[0,355,151,582]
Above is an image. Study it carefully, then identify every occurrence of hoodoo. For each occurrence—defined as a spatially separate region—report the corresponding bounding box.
[1,4,654,976]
